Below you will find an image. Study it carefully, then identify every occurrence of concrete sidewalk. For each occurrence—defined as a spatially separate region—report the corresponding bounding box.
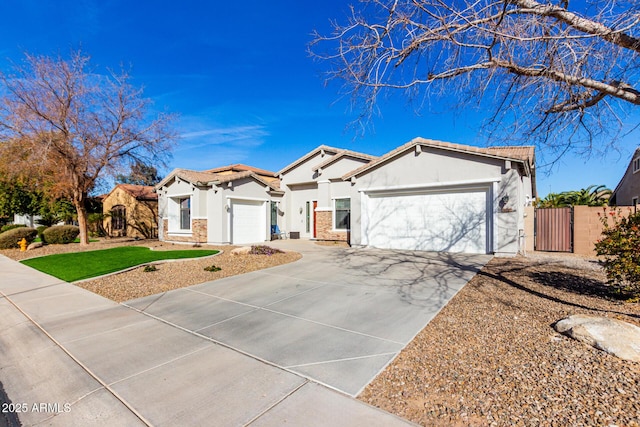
[0,253,416,426]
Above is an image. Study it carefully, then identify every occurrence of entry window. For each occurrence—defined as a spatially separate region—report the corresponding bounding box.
[305,201,310,233]
[271,202,278,227]
[179,197,191,230]
[334,198,351,230]
[111,205,126,231]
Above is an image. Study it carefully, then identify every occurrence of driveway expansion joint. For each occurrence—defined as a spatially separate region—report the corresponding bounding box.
[0,289,153,427]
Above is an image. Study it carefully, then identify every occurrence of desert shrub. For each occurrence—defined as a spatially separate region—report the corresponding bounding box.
[595,209,640,297]
[143,265,158,272]
[249,245,284,255]
[42,225,80,244]
[0,227,38,249]
[1,224,26,233]
[36,225,48,243]
[87,213,107,237]
[204,264,221,272]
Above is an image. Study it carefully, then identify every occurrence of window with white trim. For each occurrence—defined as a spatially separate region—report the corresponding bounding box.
[334,198,351,230]
[634,158,640,173]
[179,197,191,230]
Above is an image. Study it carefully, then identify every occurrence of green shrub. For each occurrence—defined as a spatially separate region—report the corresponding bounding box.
[143,265,158,272]
[1,224,26,233]
[0,227,38,249]
[42,225,80,244]
[36,225,48,243]
[595,209,640,297]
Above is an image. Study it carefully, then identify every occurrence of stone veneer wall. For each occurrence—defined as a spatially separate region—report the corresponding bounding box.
[162,218,208,243]
[315,210,348,242]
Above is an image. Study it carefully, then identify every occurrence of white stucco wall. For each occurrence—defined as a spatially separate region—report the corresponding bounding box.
[349,146,532,255]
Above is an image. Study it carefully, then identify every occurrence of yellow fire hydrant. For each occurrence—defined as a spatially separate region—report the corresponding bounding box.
[19,238,27,252]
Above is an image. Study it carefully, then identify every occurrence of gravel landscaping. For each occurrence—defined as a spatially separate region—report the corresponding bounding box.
[0,238,301,302]
[359,253,640,427]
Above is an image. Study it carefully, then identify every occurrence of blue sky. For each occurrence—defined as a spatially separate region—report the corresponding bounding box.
[0,0,637,198]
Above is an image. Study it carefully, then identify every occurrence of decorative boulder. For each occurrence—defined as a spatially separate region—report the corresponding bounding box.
[27,241,44,250]
[230,246,251,256]
[554,314,640,362]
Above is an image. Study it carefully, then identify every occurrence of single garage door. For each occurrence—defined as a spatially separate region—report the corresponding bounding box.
[363,188,490,254]
[230,199,266,244]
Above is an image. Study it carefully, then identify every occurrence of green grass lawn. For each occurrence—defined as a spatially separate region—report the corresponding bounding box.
[21,246,219,282]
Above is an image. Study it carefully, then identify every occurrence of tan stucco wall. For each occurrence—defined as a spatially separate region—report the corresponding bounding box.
[102,188,158,239]
[525,206,636,257]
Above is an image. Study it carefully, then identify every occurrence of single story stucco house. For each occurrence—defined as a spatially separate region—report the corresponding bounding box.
[102,184,158,239]
[156,137,536,256]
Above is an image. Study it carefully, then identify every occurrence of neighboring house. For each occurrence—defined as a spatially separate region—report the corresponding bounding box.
[155,164,284,245]
[610,147,640,206]
[103,184,158,238]
[13,214,38,227]
[157,138,536,255]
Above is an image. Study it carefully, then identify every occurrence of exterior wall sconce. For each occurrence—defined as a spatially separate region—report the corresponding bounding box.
[299,207,303,214]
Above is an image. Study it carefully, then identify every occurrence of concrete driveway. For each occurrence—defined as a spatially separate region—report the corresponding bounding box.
[124,240,490,396]
[0,241,489,426]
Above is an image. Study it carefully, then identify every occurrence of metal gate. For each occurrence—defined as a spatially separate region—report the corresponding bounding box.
[535,207,573,252]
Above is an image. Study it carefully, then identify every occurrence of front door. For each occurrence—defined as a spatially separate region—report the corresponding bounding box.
[313,201,317,238]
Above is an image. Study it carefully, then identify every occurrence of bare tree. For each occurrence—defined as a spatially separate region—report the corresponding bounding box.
[310,0,640,158]
[0,51,176,245]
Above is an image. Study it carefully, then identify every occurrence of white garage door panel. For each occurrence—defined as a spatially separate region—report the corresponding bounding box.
[364,190,488,254]
[231,200,265,244]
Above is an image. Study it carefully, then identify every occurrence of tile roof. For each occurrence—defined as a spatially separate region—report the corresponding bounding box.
[311,149,378,172]
[203,164,277,177]
[156,168,281,191]
[343,137,535,179]
[112,184,158,200]
[277,145,344,175]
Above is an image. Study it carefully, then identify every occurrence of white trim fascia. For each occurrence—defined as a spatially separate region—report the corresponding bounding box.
[168,192,194,198]
[191,216,208,220]
[359,177,501,193]
[317,180,331,184]
[492,181,499,254]
[225,196,269,202]
[167,231,192,236]
[315,207,332,212]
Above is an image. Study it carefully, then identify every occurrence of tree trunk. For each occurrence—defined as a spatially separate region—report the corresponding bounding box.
[73,198,90,246]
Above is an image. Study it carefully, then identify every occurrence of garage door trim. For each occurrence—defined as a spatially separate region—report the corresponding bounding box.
[227,196,268,244]
[358,177,501,195]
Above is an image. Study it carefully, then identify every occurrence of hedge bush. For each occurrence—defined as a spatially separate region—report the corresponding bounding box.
[36,225,48,243]
[595,209,640,297]
[1,224,26,233]
[0,227,38,249]
[42,225,80,244]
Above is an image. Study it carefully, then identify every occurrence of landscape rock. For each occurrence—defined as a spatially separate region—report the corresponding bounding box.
[230,246,251,256]
[554,314,640,362]
[27,241,44,250]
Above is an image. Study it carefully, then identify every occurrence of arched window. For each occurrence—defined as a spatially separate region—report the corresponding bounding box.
[111,205,126,231]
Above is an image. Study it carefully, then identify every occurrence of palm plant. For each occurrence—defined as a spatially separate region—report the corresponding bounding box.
[536,185,611,207]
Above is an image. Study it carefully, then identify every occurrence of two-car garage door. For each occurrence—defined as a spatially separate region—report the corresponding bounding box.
[362,188,490,254]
